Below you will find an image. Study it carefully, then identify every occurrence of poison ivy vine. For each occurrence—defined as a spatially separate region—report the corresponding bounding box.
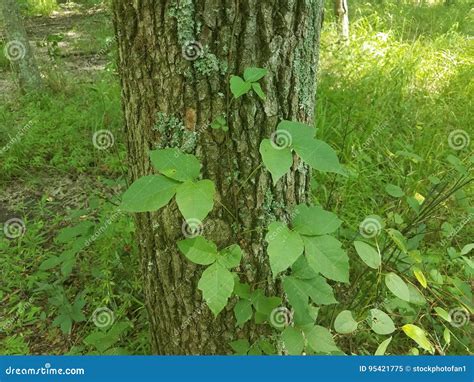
[120,148,215,223]
[120,65,448,356]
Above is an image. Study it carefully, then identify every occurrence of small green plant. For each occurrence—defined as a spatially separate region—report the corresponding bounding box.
[230,67,267,100]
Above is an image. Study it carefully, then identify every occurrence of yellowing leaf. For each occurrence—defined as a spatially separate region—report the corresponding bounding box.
[402,324,434,354]
[414,192,425,204]
[413,267,427,288]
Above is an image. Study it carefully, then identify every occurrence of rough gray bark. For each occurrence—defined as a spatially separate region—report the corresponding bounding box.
[1,0,42,91]
[334,0,349,41]
[112,0,323,355]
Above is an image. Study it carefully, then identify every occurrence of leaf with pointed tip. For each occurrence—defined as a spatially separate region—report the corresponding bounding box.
[281,327,304,355]
[230,75,251,98]
[334,310,358,334]
[402,324,434,354]
[368,309,395,335]
[353,241,381,269]
[198,262,234,316]
[175,180,215,221]
[375,337,392,355]
[385,272,410,302]
[243,67,268,82]
[121,175,178,212]
[218,244,243,269]
[265,222,304,277]
[177,237,218,265]
[292,204,342,236]
[251,83,266,100]
[306,325,342,354]
[150,148,201,182]
[304,235,349,283]
[234,299,253,327]
[259,139,293,185]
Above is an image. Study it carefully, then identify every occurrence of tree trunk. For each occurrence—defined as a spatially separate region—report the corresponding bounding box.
[334,0,349,41]
[112,0,323,355]
[1,0,42,92]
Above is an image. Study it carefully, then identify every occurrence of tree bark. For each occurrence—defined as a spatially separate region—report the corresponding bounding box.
[1,0,42,92]
[112,0,323,355]
[334,0,349,41]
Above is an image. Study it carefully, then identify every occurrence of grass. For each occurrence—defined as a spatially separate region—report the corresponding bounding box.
[0,0,472,355]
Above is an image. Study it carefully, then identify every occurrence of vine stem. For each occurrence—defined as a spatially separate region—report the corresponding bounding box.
[236,163,263,196]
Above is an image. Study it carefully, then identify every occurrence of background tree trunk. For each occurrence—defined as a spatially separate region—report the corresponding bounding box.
[334,0,349,41]
[1,0,42,92]
[112,0,323,355]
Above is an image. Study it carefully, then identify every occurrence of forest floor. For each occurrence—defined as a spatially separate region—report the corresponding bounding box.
[0,1,472,355]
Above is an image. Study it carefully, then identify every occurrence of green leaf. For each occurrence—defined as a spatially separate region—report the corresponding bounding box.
[177,237,218,265]
[353,241,381,269]
[210,115,227,131]
[253,292,282,316]
[251,83,266,100]
[265,222,304,277]
[434,307,451,323]
[230,339,250,355]
[296,139,346,176]
[39,256,61,270]
[292,204,342,236]
[218,244,243,269]
[385,272,410,302]
[233,280,251,299]
[443,328,451,345]
[278,120,315,145]
[259,139,293,185]
[56,221,94,243]
[230,75,251,98]
[234,299,253,327]
[175,180,215,221]
[385,184,405,198]
[257,339,276,355]
[121,175,178,213]
[198,262,234,316]
[375,336,392,355]
[461,243,474,255]
[334,310,358,334]
[284,275,337,310]
[303,235,349,283]
[368,309,395,335]
[291,255,319,279]
[306,325,342,354]
[413,267,427,288]
[402,324,434,354]
[387,228,408,253]
[277,121,345,175]
[149,148,201,182]
[243,67,268,82]
[281,327,304,355]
